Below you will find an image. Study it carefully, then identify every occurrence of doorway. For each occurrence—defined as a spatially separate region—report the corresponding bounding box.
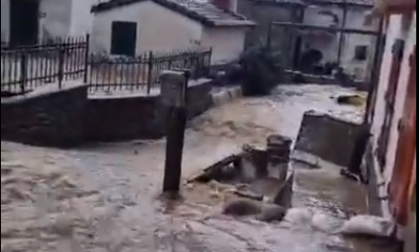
[110,21,137,57]
[10,0,39,46]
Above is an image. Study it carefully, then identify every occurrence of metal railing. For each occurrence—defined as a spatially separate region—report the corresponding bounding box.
[88,48,212,94]
[1,36,89,94]
[1,36,212,96]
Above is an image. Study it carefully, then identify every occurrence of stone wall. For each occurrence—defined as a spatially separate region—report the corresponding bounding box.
[294,111,362,167]
[85,95,163,142]
[1,79,214,146]
[283,70,370,91]
[1,84,88,147]
[86,80,213,142]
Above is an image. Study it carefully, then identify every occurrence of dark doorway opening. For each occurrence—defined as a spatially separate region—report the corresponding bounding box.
[111,21,137,56]
[10,0,39,47]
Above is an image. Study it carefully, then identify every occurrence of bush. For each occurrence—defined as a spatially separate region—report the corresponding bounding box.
[238,47,284,96]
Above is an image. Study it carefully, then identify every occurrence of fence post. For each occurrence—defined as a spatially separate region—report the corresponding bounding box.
[83,34,90,83]
[58,48,65,89]
[147,51,153,94]
[19,53,27,94]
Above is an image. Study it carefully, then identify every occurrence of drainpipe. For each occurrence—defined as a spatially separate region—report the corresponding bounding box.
[337,1,348,64]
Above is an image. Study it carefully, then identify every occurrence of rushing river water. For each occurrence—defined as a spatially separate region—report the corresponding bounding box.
[1,85,399,252]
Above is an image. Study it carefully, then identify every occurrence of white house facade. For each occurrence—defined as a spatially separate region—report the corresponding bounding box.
[302,0,379,80]
[1,0,99,46]
[90,0,254,64]
[363,1,416,244]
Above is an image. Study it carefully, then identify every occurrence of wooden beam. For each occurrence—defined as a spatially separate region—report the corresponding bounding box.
[270,22,380,36]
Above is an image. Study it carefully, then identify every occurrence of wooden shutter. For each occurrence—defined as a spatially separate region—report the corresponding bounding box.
[376,39,405,170]
[388,45,417,225]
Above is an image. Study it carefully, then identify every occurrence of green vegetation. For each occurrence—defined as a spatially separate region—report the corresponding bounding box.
[238,47,284,96]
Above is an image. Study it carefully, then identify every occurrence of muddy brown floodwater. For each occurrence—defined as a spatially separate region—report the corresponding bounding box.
[1,85,400,252]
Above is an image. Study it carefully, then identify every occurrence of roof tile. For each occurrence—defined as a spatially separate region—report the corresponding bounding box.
[92,0,256,27]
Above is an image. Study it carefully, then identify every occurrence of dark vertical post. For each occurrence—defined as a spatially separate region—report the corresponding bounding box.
[337,3,348,64]
[19,53,27,94]
[266,22,273,50]
[161,70,189,195]
[58,48,65,89]
[147,51,154,94]
[83,34,90,83]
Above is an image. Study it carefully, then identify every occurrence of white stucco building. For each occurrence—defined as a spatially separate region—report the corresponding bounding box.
[1,0,102,46]
[90,0,255,64]
[363,0,416,246]
[301,0,380,80]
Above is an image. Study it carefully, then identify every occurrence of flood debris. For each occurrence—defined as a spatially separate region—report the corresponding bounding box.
[335,94,367,107]
[341,215,396,238]
[188,154,242,184]
[186,134,294,223]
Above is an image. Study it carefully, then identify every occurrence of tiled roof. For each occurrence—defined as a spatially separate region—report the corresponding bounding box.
[303,0,376,6]
[91,0,256,27]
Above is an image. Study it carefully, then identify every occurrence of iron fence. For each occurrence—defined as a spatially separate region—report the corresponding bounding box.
[1,36,89,94]
[1,37,212,96]
[88,48,212,94]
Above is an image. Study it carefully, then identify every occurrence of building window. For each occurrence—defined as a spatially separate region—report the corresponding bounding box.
[354,45,368,61]
[110,21,137,56]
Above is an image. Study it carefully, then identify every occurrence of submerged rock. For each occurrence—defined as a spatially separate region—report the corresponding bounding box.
[222,199,262,216]
[222,199,287,223]
[256,205,287,223]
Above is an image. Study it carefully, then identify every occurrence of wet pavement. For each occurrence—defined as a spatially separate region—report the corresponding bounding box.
[1,85,398,252]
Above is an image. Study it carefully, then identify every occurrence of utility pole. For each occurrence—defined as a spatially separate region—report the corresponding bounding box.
[160,70,190,196]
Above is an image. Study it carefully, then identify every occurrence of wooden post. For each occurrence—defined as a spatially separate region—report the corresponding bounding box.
[160,70,189,194]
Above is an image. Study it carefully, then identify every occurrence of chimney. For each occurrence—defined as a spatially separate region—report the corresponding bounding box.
[212,0,237,12]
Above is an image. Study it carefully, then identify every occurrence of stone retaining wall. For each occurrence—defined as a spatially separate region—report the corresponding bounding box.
[86,80,213,142]
[1,79,216,147]
[1,84,88,147]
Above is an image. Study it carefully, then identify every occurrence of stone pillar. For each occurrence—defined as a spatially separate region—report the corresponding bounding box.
[1,0,10,44]
[240,144,267,182]
[160,70,188,194]
[266,135,292,183]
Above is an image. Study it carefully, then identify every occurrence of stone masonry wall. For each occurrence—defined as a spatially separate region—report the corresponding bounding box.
[1,85,88,147]
[294,111,362,167]
[84,79,213,142]
[1,80,214,146]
